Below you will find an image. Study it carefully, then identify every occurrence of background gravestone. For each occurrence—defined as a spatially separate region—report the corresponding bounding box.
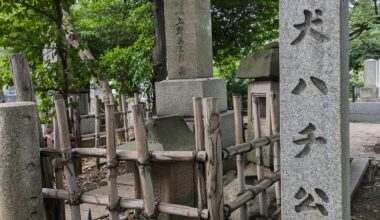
[280,0,350,219]
[359,59,380,101]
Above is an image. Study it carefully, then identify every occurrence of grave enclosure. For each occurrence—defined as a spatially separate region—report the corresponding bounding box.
[0,0,353,220]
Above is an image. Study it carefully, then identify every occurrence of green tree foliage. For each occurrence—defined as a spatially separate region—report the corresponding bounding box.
[350,0,380,70]
[211,0,279,76]
[72,0,155,95]
[211,0,278,108]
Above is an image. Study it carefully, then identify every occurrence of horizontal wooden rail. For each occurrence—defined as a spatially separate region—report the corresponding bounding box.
[80,111,130,119]
[81,128,126,140]
[40,148,206,162]
[42,188,208,219]
[222,135,280,160]
[224,171,280,217]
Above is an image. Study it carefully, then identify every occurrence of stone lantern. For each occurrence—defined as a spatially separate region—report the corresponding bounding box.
[236,42,280,168]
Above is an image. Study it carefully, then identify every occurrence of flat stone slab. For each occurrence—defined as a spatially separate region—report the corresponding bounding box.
[350,102,380,122]
[156,78,227,116]
[146,115,195,151]
[350,158,370,200]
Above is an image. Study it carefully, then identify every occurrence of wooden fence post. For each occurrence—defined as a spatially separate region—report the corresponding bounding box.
[121,95,129,142]
[73,95,82,174]
[53,116,66,220]
[132,104,156,219]
[233,94,247,220]
[94,95,101,169]
[252,96,268,217]
[192,97,207,210]
[105,103,120,220]
[203,98,224,220]
[269,92,281,208]
[9,53,56,220]
[55,99,81,220]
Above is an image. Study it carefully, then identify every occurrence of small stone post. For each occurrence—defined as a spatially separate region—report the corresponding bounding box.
[280,0,350,219]
[0,102,44,220]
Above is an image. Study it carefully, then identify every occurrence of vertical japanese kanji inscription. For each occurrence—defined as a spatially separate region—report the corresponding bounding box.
[280,0,350,219]
[164,0,213,79]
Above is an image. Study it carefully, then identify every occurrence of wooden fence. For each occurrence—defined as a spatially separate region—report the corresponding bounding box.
[40,95,281,220]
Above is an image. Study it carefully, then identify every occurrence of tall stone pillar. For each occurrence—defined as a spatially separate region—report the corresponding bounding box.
[156,0,227,117]
[0,102,44,220]
[155,0,234,150]
[280,1,350,219]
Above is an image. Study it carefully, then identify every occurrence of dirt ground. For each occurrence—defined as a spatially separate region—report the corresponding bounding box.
[351,122,380,220]
[350,122,380,158]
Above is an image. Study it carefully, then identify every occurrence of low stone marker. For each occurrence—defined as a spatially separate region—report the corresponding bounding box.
[280,0,350,219]
[0,102,44,219]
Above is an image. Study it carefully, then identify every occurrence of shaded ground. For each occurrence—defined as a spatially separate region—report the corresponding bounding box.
[352,175,380,220]
[351,122,380,220]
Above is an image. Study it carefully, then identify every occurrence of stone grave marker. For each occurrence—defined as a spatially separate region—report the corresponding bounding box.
[156,0,227,117]
[360,59,380,101]
[363,59,379,88]
[280,1,350,219]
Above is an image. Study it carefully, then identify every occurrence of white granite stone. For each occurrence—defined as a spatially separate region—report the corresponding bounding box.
[280,1,350,219]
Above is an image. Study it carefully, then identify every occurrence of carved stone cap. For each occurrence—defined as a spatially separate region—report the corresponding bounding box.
[236,42,279,80]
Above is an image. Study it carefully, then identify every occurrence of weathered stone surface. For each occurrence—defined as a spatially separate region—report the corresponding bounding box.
[236,42,279,80]
[349,102,380,122]
[0,102,44,220]
[164,0,213,79]
[363,59,379,88]
[81,118,95,135]
[280,1,350,219]
[146,115,195,151]
[156,78,227,116]
[359,87,380,99]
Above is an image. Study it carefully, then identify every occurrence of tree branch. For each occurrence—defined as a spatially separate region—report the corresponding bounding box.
[13,0,56,22]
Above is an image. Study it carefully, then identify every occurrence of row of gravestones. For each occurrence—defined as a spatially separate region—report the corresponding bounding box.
[359,59,380,101]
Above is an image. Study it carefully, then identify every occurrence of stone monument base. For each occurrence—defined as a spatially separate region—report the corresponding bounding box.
[156,78,228,116]
[360,87,380,100]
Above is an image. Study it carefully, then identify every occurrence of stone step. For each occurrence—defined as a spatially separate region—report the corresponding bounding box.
[350,157,370,200]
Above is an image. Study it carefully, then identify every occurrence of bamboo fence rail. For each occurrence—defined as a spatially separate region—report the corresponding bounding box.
[37,96,281,219]
[42,188,209,219]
